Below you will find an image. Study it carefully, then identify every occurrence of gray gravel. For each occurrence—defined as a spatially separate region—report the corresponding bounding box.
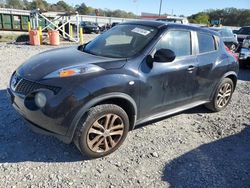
[0,41,250,188]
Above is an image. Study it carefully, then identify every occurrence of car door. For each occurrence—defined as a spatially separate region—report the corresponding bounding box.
[139,29,198,118]
[195,32,222,100]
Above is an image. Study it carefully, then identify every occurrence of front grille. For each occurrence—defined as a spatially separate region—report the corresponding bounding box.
[12,74,61,96]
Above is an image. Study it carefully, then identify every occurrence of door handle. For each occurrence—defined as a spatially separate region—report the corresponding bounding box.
[187,65,196,72]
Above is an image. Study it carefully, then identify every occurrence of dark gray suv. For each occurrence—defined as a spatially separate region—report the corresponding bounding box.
[8,21,239,158]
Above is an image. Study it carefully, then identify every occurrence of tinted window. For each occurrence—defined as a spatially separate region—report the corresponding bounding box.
[237,27,250,35]
[198,33,216,53]
[155,30,191,57]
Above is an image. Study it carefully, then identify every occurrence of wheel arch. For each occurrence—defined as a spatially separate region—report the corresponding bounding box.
[67,92,138,142]
[210,71,238,99]
[225,73,237,91]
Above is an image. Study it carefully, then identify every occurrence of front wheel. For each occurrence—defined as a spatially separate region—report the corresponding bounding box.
[74,104,129,158]
[205,78,234,112]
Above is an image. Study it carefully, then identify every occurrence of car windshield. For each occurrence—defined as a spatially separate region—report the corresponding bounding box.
[83,24,158,58]
[237,27,250,35]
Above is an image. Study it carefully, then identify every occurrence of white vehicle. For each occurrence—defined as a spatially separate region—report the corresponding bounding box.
[156,16,189,25]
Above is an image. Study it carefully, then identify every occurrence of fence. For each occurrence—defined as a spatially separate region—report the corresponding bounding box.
[0,8,138,31]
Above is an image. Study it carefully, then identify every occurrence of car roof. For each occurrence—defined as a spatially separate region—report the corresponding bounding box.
[120,20,219,36]
[210,27,229,31]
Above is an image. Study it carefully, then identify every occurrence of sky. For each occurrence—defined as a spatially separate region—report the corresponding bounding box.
[45,0,250,16]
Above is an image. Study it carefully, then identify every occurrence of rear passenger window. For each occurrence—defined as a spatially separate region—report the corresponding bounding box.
[155,30,192,57]
[198,33,216,53]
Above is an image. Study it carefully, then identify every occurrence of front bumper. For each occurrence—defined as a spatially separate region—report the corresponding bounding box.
[7,88,72,143]
[7,78,90,143]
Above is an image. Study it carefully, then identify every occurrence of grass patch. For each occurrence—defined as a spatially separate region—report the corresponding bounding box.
[0,34,17,42]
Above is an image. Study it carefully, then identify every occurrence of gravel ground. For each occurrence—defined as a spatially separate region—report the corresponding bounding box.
[0,40,250,188]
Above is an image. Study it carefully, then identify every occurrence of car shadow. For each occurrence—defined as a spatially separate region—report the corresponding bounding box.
[0,89,88,163]
[162,124,250,187]
[238,68,250,81]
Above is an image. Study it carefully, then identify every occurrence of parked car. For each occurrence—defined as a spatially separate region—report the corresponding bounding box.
[156,16,189,24]
[111,22,120,27]
[99,23,111,32]
[8,21,238,158]
[233,29,239,34]
[242,35,250,48]
[235,26,250,47]
[238,34,250,68]
[210,28,239,52]
[239,36,250,68]
[239,47,250,68]
[80,21,100,34]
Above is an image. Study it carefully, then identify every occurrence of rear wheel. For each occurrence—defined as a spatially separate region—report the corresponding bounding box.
[74,104,129,158]
[205,78,234,112]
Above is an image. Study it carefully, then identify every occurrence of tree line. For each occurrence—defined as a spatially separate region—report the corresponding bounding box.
[0,0,137,18]
[1,1,250,26]
[188,8,250,26]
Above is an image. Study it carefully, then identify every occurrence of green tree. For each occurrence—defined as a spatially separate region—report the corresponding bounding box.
[189,8,250,26]
[6,0,23,9]
[29,0,49,11]
[189,12,209,24]
[23,0,31,10]
[75,3,90,15]
[54,1,73,12]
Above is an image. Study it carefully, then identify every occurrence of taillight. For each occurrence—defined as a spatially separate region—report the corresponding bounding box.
[225,45,238,61]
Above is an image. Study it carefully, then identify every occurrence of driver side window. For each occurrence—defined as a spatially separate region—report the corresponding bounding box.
[155,30,192,57]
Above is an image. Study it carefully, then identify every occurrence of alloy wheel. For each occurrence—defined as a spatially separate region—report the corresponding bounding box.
[216,83,232,108]
[86,113,125,153]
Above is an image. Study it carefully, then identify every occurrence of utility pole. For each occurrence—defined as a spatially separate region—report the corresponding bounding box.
[159,0,163,16]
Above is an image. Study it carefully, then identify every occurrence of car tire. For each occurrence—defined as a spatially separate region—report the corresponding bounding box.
[205,78,234,112]
[74,104,129,158]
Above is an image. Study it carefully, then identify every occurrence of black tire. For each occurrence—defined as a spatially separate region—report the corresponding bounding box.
[205,78,234,112]
[74,104,129,158]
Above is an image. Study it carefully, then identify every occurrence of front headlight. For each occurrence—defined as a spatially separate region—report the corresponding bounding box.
[44,64,104,79]
[35,92,47,108]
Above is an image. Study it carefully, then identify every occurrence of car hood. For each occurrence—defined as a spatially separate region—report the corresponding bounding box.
[16,46,126,80]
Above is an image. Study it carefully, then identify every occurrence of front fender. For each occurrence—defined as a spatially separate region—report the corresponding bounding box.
[66,92,138,143]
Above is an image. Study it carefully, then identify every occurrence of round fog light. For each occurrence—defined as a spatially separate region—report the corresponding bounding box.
[35,92,47,108]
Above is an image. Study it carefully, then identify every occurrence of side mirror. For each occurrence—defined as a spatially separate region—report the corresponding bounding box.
[154,49,176,63]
